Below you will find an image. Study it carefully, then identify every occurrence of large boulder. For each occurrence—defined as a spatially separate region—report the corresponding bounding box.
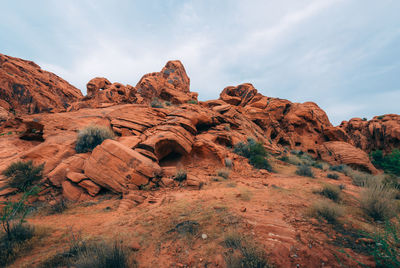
[0,53,83,115]
[319,141,378,174]
[84,139,162,193]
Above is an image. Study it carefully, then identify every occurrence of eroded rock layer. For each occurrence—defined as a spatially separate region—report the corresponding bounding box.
[0,53,83,114]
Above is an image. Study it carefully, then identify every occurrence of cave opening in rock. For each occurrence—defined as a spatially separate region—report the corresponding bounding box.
[196,122,216,134]
[155,139,187,167]
[159,151,183,167]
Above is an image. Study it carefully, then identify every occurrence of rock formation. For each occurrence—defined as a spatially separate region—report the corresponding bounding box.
[340,114,400,153]
[0,53,399,200]
[0,53,82,114]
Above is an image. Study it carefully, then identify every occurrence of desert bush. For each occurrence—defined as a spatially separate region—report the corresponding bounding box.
[329,165,346,172]
[150,98,164,108]
[75,125,114,153]
[360,182,397,222]
[40,235,131,268]
[0,224,35,266]
[370,149,400,176]
[310,200,343,223]
[234,138,272,171]
[296,164,314,177]
[224,158,233,168]
[364,218,400,267]
[320,184,341,202]
[164,101,172,106]
[327,173,339,180]
[2,160,43,191]
[174,169,187,182]
[187,99,198,104]
[224,233,271,268]
[217,169,230,180]
[48,198,68,215]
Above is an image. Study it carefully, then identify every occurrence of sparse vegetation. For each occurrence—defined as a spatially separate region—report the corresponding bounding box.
[217,168,230,180]
[320,184,341,202]
[164,101,172,106]
[329,165,346,172]
[2,160,43,191]
[187,99,198,104]
[370,149,400,176]
[234,138,272,171]
[224,233,271,268]
[75,125,114,153]
[295,164,314,177]
[310,200,343,223]
[364,218,400,267]
[0,224,35,266]
[360,181,397,222]
[150,97,164,108]
[174,169,187,182]
[40,234,131,268]
[1,187,40,266]
[224,158,233,168]
[48,198,68,215]
[327,173,339,180]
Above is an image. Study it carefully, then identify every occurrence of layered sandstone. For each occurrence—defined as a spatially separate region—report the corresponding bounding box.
[0,53,82,114]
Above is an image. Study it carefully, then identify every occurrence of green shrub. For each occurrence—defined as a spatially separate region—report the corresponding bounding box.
[296,165,314,177]
[320,184,341,202]
[217,169,230,180]
[75,125,114,153]
[329,165,346,172]
[150,98,164,108]
[2,160,43,191]
[164,101,172,106]
[174,169,187,182]
[187,99,198,104]
[310,200,343,223]
[327,173,339,180]
[360,182,397,222]
[234,138,272,171]
[370,149,400,176]
[364,218,400,267]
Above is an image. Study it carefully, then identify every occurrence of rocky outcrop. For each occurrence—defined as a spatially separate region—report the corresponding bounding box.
[340,114,400,153]
[0,53,82,114]
[136,60,197,104]
[319,141,378,174]
[83,139,162,193]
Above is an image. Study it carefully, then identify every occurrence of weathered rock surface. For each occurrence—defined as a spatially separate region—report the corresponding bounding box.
[319,141,379,173]
[340,114,400,153]
[84,139,162,193]
[0,53,82,114]
[136,60,195,104]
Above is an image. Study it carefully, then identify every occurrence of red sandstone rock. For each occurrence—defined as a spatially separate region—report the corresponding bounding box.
[340,115,400,153]
[319,141,378,174]
[0,53,82,115]
[78,179,101,196]
[84,140,162,193]
[136,60,195,104]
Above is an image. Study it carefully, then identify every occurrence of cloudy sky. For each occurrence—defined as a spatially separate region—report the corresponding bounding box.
[1,0,399,125]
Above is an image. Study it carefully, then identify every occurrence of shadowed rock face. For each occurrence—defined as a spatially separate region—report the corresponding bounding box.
[0,53,83,114]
